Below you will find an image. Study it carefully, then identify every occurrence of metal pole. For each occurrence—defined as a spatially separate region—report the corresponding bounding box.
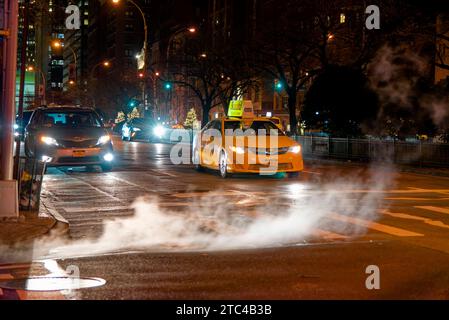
[13,0,30,180]
[1,0,19,181]
[40,69,47,105]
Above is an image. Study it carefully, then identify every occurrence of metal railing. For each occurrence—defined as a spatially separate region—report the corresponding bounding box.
[294,136,449,167]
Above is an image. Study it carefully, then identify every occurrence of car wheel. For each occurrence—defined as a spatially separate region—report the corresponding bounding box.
[287,172,300,179]
[193,149,203,172]
[101,163,113,172]
[219,151,228,179]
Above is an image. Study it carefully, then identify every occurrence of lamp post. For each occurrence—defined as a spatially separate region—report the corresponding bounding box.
[89,61,110,107]
[112,0,147,70]
[90,60,110,80]
[166,26,197,68]
[27,66,47,105]
[52,40,77,85]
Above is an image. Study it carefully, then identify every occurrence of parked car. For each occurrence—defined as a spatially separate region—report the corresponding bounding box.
[24,106,114,171]
[15,110,34,141]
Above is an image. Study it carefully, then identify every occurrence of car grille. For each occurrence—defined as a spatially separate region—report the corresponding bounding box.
[247,147,289,155]
[59,139,99,148]
[57,156,101,164]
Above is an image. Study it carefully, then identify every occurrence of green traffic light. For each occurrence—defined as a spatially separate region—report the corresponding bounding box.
[165,83,172,90]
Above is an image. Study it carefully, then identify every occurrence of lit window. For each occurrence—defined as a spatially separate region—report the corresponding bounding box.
[340,13,346,24]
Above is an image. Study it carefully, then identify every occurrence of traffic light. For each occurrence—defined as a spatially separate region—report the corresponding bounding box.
[274,79,283,92]
[128,100,137,108]
[164,82,172,90]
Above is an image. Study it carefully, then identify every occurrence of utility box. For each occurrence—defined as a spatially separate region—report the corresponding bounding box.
[0,180,19,218]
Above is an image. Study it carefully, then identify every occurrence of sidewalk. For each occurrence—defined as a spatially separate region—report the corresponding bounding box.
[0,202,69,246]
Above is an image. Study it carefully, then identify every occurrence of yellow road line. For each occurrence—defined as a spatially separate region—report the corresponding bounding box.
[329,213,424,237]
[416,206,449,215]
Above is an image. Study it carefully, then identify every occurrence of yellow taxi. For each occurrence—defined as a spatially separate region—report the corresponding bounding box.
[192,116,304,178]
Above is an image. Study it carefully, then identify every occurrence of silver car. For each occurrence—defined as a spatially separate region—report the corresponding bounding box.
[24,106,114,171]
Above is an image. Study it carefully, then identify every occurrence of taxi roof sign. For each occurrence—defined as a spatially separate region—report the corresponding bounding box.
[228,100,244,117]
[228,100,254,118]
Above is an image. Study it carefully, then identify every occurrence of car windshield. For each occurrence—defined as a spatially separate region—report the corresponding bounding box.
[37,111,102,128]
[132,118,154,127]
[224,120,284,136]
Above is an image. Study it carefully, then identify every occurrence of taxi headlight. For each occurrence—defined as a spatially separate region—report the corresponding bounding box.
[289,145,301,154]
[40,136,59,146]
[231,146,245,155]
[97,135,111,145]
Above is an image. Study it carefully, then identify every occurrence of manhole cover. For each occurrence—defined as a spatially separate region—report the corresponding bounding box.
[0,277,106,292]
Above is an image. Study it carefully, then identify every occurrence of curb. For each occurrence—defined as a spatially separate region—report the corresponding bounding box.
[41,203,70,239]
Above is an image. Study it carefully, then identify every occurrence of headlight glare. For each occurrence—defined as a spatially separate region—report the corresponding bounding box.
[40,136,58,146]
[153,125,165,138]
[289,145,301,154]
[97,135,111,145]
[231,146,245,154]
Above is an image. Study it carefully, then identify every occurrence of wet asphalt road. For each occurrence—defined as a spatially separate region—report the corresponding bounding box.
[2,137,449,299]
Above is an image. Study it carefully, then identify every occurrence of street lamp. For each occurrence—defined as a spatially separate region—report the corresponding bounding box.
[166,26,197,64]
[111,0,147,70]
[90,60,111,80]
[26,66,47,105]
[52,40,77,85]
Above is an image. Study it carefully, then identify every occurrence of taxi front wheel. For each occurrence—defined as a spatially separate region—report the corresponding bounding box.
[193,149,203,172]
[219,151,228,179]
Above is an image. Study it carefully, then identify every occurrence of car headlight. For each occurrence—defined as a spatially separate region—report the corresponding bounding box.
[40,136,59,146]
[153,125,166,138]
[231,146,246,155]
[289,145,301,154]
[97,135,111,145]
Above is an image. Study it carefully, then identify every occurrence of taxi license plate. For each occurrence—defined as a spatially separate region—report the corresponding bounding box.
[72,150,86,157]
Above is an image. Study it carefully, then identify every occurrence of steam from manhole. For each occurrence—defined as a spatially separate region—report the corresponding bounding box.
[0,277,106,292]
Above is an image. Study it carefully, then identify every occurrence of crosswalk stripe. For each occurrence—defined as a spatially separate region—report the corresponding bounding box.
[312,229,349,240]
[63,206,131,213]
[329,213,424,237]
[382,210,449,230]
[416,206,449,215]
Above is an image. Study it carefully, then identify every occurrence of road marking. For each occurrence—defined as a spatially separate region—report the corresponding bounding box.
[0,274,14,280]
[382,209,449,230]
[416,206,449,215]
[63,206,131,213]
[313,229,349,240]
[329,213,424,237]
[302,170,322,175]
[153,170,178,178]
